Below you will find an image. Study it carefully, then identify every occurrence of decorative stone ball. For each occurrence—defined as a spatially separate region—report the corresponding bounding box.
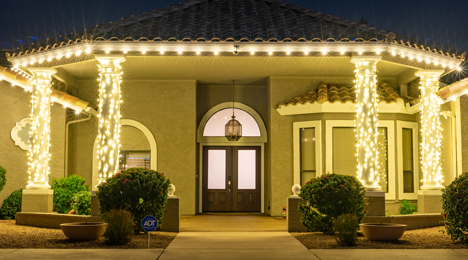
[168,184,176,197]
[292,184,301,196]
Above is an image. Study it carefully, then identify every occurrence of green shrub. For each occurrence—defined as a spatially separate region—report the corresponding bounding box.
[335,214,359,246]
[72,191,91,215]
[0,166,6,194]
[442,172,468,244]
[299,173,367,234]
[399,199,417,215]
[0,189,22,220]
[51,175,89,213]
[102,209,134,245]
[97,168,171,233]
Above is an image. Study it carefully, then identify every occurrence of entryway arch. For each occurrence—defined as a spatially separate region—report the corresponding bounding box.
[197,102,267,213]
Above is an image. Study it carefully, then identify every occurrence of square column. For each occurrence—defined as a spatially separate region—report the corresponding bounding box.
[350,56,382,191]
[415,70,445,213]
[22,67,56,212]
[94,54,125,186]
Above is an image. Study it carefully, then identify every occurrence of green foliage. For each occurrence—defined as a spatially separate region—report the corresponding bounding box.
[0,189,22,220]
[399,199,417,215]
[72,191,91,215]
[97,168,171,233]
[335,214,359,246]
[102,209,134,245]
[0,166,6,194]
[51,175,89,213]
[442,172,468,244]
[299,173,367,234]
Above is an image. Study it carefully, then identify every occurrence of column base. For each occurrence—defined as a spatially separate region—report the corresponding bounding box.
[91,191,99,216]
[365,190,385,216]
[287,196,307,232]
[22,189,54,213]
[417,190,443,213]
[160,197,180,232]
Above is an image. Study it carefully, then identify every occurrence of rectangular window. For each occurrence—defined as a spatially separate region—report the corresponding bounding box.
[332,127,356,177]
[402,128,414,193]
[119,151,150,170]
[332,127,389,192]
[300,128,316,184]
[207,150,226,189]
[238,150,256,189]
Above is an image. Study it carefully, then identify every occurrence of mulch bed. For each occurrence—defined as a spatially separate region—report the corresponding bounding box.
[291,226,468,249]
[0,221,177,249]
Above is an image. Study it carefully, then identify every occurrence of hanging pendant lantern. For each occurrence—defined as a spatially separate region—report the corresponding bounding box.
[225,79,242,141]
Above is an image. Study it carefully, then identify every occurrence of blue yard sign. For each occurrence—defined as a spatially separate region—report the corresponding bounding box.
[142,215,158,232]
[142,215,158,249]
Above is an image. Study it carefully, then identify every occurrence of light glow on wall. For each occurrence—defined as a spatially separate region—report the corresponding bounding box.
[95,55,125,184]
[27,68,56,189]
[351,56,382,190]
[418,71,445,189]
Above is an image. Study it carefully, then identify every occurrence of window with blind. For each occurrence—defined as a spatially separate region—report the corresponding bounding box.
[300,128,316,185]
[332,127,389,192]
[402,128,414,193]
[119,151,151,170]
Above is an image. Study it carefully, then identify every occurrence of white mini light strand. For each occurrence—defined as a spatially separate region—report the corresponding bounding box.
[417,70,445,190]
[26,68,57,189]
[351,56,382,191]
[94,55,125,185]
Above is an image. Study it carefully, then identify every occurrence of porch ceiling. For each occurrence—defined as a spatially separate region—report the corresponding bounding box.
[60,56,409,85]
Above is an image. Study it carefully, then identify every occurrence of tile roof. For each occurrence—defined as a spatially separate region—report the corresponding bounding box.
[9,0,464,59]
[277,82,418,108]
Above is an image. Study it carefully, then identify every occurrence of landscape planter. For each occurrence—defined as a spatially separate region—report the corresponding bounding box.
[359,223,407,241]
[60,222,107,241]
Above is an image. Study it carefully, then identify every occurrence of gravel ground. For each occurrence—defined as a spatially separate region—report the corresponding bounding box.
[292,226,468,249]
[0,221,177,249]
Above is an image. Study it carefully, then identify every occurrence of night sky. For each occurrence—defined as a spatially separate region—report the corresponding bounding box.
[1,0,467,70]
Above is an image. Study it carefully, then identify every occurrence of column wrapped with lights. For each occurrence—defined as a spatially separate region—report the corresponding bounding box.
[416,70,445,190]
[350,56,381,190]
[26,68,57,189]
[94,54,125,185]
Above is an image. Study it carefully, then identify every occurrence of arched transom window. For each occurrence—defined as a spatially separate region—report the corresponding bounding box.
[203,108,261,137]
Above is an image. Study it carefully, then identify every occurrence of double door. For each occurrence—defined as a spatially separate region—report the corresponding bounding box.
[202,146,261,212]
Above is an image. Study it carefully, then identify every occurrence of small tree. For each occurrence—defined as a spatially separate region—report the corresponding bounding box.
[299,173,367,234]
[442,172,468,244]
[97,168,171,233]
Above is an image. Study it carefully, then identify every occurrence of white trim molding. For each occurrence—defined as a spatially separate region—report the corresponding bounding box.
[396,121,420,200]
[11,118,32,150]
[277,100,411,116]
[92,119,157,189]
[293,121,322,185]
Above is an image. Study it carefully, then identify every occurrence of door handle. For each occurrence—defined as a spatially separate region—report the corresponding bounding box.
[228,180,231,192]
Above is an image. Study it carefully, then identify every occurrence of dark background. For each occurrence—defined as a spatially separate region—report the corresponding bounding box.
[1,0,466,80]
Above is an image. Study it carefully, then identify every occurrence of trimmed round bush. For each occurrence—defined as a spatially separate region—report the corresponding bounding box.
[299,173,367,234]
[72,191,91,215]
[97,168,171,233]
[0,166,6,194]
[0,189,22,220]
[442,172,468,244]
[51,175,89,213]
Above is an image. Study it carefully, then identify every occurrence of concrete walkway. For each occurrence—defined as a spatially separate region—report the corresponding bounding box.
[159,232,314,260]
[180,213,286,232]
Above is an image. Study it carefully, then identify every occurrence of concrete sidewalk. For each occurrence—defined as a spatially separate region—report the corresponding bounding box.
[1,237,468,260]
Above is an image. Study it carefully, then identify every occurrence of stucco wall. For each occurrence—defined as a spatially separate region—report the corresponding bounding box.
[460,95,468,173]
[69,79,197,215]
[0,82,66,205]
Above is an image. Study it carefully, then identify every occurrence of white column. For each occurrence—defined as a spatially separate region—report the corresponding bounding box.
[94,54,125,185]
[350,56,382,190]
[26,67,57,189]
[416,70,445,190]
